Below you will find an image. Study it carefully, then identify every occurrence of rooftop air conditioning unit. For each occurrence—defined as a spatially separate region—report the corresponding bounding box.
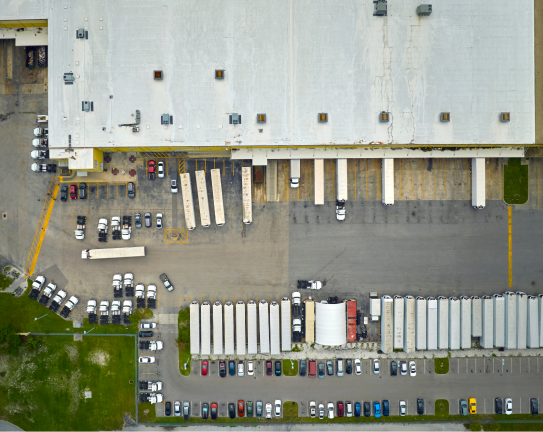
[229,113,241,125]
[161,114,172,125]
[76,28,85,39]
[374,0,387,16]
[417,4,432,16]
[63,72,74,85]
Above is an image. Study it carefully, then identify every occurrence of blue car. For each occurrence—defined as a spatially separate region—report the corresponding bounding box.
[374,401,381,418]
[354,402,361,418]
[229,360,235,376]
[383,400,389,416]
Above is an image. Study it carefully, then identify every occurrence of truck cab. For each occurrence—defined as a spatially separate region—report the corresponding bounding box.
[336,200,346,221]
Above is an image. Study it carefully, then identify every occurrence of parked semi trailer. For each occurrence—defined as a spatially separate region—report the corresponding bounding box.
[81,246,145,259]
[381,159,394,206]
[347,300,357,343]
[493,294,505,348]
[201,301,211,355]
[180,173,196,230]
[460,296,471,349]
[210,169,225,226]
[314,159,324,205]
[281,297,291,352]
[213,301,223,355]
[504,291,517,349]
[481,296,494,349]
[393,296,404,350]
[437,296,449,350]
[448,297,460,350]
[241,167,252,224]
[516,292,527,350]
[190,301,200,355]
[404,296,415,353]
[336,159,348,221]
[195,171,211,228]
[270,301,280,355]
[471,296,482,337]
[224,301,235,355]
[527,296,540,348]
[290,159,301,188]
[247,300,258,354]
[236,301,246,355]
[427,297,438,350]
[381,296,393,353]
[259,300,270,354]
[415,297,427,351]
[471,158,486,209]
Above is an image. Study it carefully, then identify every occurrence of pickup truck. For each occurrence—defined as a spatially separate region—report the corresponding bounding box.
[49,290,67,313]
[39,282,57,306]
[60,295,79,318]
[159,273,174,292]
[150,341,164,351]
[297,280,323,290]
[29,275,45,300]
[75,215,86,240]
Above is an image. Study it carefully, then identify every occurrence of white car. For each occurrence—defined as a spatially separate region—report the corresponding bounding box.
[157,161,165,178]
[318,403,325,419]
[275,400,281,417]
[156,213,163,229]
[171,179,178,193]
[247,361,254,376]
[327,402,334,419]
[139,356,155,364]
[309,401,316,418]
[174,400,181,417]
[399,400,406,416]
[238,361,244,376]
[140,322,157,329]
[505,398,513,415]
[400,361,408,375]
[265,403,272,419]
[373,359,380,374]
[346,401,353,417]
[354,358,362,375]
[409,360,416,377]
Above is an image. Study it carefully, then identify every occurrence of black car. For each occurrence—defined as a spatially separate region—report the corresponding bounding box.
[383,400,389,416]
[127,182,136,198]
[391,360,397,376]
[228,403,236,419]
[299,360,307,377]
[219,361,226,377]
[531,398,539,415]
[417,398,424,415]
[139,331,153,338]
[275,360,282,376]
[78,182,87,199]
[60,184,68,202]
[318,363,325,378]
[495,398,503,414]
[202,403,209,419]
[165,401,171,416]
[364,402,371,417]
[345,359,352,375]
[229,360,235,376]
[135,213,142,229]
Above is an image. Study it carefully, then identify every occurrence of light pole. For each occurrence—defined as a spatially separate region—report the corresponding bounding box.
[34,314,48,321]
[84,327,96,334]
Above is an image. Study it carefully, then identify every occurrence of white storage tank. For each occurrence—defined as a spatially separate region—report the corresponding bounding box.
[415,297,427,351]
[381,296,393,354]
[437,296,449,350]
[493,294,505,348]
[471,296,482,337]
[259,300,270,354]
[449,297,460,350]
[201,301,211,355]
[224,301,235,355]
[460,296,471,349]
[393,296,405,350]
[213,301,223,355]
[481,296,494,349]
[404,296,415,353]
[190,300,200,355]
[427,297,438,350]
[504,291,517,349]
[527,295,540,349]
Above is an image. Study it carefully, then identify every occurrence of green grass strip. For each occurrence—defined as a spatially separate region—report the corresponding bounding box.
[504,158,529,204]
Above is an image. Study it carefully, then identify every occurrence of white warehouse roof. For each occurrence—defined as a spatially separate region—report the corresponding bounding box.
[40,0,533,149]
[315,302,346,346]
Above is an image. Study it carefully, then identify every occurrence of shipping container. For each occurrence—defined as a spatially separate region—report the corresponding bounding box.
[493,294,505,348]
[481,296,494,349]
[393,296,404,350]
[314,159,324,205]
[381,158,394,205]
[195,171,211,228]
[305,300,315,344]
[224,301,235,355]
[347,300,357,343]
[437,296,449,350]
[281,297,292,351]
[527,296,540,348]
[210,169,225,226]
[460,296,471,349]
[404,296,415,353]
[270,301,281,355]
[415,297,427,351]
[190,301,200,355]
[213,301,223,355]
[427,297,438,350]
[247,300,258,354]
[381,296,393,353]
[180,173,196,230]
[201,301,211,355]
[471,158,486,209]
[471,296,482,337]
[236,301,246,355]
[504,291,517,349]
[448,297,460,350]
[241,167,252,224]
[516,292,527,350]
[259,300,270,354]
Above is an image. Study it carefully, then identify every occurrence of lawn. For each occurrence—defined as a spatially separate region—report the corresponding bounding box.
[283,359,299,376]
[435,357,449,374]
[0,335,136,431]
[177,308,191,376]
[435,399,449,416]
[504,158,529,204]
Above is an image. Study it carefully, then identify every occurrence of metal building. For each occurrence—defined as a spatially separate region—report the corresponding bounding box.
[281,297,291,352]
[527,295,540,348]
[460,296,471,349]
[224,301,235,355]
[213,301,223,355]
[516,292,527,350]
[427,297,438,350]
[190,300,200,355]
[437,296,449,350]
[393,295,405,350]
[449,297,460,350]
[493,294,505,348]
[404,296,415,353]
[471,296,482,337]
[259,300,270,354]
[236,301,246,355]
[481,296,494,349]
[381,296,393,353]
[247,300,258,354]
[415,296,427,351]
[270,301,281,355]
[504,291,517,349]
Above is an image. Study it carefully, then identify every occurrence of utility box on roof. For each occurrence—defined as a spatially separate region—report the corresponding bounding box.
[417,4,432,16]
[374,0,387,16]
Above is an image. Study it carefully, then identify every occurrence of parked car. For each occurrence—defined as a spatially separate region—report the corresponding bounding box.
[144,212,151,228]
[391,360,397,376]
[309,401,316,418]
[355,402,361,417]
[346,401,352,417]
[202,402,209,420]
[174,400,181,417]
[318,403,325,419]
[409,360,417,377]
[156,213,163,229]
[354,358,362,375]
[148,160,156,180]
[219,360,226,377]
[373,359,380,374]
[327,402,334,419]
[238,361,245,376]
[399,400,406,416]
[417,398,424,415]
[228,403,235,419]
[211,402,218,419]
[400,361,408,375]
[266,360,273,376]
[469,398,477,414]
[165,401,171,416]
[336,358,344,376]
[326,360,333,375]
[495,398,503,415]
[275,400,281,417]
[139,356,155,364]
[300,359,307,377]
[157,161,165,179]
[247,360,254,376]
[531,398,539,415]
[345,358,352,374]
[127,182,136,198]
[337,401,344,417]
[78,182,87,199]
[460,399,468,416]
[505,398,513,415]
[256,400,263,418]
[383,400,389,416]
[70,184,77,199]
[275,360,281,376]
[247,400,253,417]
[318,362,325,378]
[135,213,142,229]
[201,360,208,376]
[183,401,190,420]
[238,400,245,417]
[229,360,235,376]
[171,179,178,193]
[140,322,156,329]
[374,401,381,418]
[364,401,370,417]
[266,403,272,419]
[138,331,153,338]
[60,184,68,202]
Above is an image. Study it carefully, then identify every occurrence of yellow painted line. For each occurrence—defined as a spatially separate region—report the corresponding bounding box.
[195,159,198,171]
[232,161,235,176]
[205,159,207,174]
[508,206,512,287]
[214,159,216,169]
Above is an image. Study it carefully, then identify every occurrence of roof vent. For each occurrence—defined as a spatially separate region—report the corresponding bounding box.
[63,72,74,85]
[440,112,450,122]
[416,4,432,16]
[161,114,173,125]
[379,112,390,122]
[82,101,94,112]
[215,70,225,79]
[318,113,328,123]
[154,70,163,80]
[374,0,387,16]
[229,113,241,124]
[76,28,85,39]
[500,112,510,122]
[257,114,266,124]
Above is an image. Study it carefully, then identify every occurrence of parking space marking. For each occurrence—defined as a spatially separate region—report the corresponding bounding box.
[164,229,189,244]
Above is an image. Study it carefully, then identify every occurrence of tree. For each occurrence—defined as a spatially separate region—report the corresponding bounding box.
[0,324,17,343]
[26,337,39,350]
[469,421,483,431]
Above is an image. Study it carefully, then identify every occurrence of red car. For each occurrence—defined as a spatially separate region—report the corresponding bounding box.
[266,360,273,376]
[238,400,245,417]
[148,160,156,180]
[210,402,218,420]
[70,184,77,199]
[337,401,344,417]
[201,360,208,376]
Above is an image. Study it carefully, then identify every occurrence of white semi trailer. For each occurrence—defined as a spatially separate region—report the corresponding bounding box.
[471,158,485,209]
[460,296,471,349]
[471,296,482,337]
[527,296,540,348]
[290,159,301,188]
[81,246,145,259]
[481,296,494,349]
[213,301,223,355]
[404,296,415,353]
[224,301,235,355]
[281,297,291,352]
[336,159,348,221]
[241,167,252,224]
[393,296,404,350]
[381,158,394,206]
[415,297,427,351]
[270,301,280,355]
[201,301,211,355]
[247,300,258,354]
[210,169,225,226]
[516,292,527,350]
[437,296,449,350]
[314,159,324,205]
[236,301,246,355]
[493,294,505,348]
[190,301,200,355]
[259,300,270,354]
[427,297,438,350]
[448,297,460,350]
[180,173,196,230]
[195,171,211,228]
[380,296,393,354]
[504,291,517,349]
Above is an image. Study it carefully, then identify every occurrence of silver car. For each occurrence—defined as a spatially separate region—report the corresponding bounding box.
[174,400,181,417]
[373,359,380,374]
[318,403,325,419]
[266,403,272,419]
[399,400,406,416]
[309,401,316,418]
[505,398,513,415]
